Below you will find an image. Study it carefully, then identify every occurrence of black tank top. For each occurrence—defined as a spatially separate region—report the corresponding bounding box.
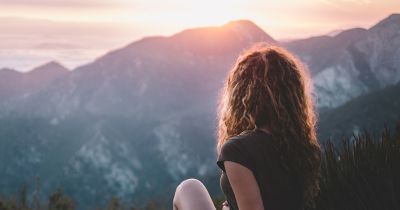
[216,128,304,210]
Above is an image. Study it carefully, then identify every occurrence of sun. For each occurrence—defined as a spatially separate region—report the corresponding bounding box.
[180,0,248,26]
[108,0,250,30]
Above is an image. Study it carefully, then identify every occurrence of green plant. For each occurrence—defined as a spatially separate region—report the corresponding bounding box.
[313,124,400,210]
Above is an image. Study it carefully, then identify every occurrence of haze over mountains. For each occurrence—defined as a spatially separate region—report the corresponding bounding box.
[285,13,400,107]
[0,14,399,208]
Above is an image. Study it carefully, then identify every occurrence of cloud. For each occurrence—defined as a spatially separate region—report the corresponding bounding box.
[0,0,129,8]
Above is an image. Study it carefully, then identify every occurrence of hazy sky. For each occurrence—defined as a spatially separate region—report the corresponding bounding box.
[0,0,399,71]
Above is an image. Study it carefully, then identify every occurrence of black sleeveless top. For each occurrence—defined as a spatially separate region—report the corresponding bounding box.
[216,128,304,210]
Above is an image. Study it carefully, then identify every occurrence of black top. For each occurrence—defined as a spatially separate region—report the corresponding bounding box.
[216,128,304,210]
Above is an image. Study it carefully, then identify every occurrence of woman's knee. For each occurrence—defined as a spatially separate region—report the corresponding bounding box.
[176,178,205,193]
[174,178,215,210]
[174,178,208,201]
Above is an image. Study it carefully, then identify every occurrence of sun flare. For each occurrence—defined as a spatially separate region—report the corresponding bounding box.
[174,0,248,27]
[0,0,398,71]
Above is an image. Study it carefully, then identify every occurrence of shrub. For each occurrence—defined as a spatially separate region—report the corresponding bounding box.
[313,124,400,210]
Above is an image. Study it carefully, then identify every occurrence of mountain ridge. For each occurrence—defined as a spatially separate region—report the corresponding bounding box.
[29,61,68,74]
[0,14,399,209]
[285,13,400,108]
[0,19,281,208]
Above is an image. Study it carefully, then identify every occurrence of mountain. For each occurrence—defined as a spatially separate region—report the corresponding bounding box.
[27,61,69,82]
[0,61,68,105]
[318,81,400,142]
[0,14,399,209]
[0,21,276,208]
[0,68,23,100]
[285,13,400,108]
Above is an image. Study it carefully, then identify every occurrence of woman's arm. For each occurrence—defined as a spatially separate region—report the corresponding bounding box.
[224,161,264,210]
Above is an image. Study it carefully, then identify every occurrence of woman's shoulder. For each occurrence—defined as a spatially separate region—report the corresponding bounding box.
[227,128,272,146]
[220,128,273,158]
[218,128,273,172]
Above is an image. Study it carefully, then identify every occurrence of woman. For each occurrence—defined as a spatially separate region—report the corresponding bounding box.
[173,45,321,210]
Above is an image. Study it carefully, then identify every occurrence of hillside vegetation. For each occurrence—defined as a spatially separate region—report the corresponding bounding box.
[1,123,399,210]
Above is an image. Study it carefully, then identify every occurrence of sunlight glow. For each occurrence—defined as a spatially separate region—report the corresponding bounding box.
[1,0,399,71]
[1,0,399,39]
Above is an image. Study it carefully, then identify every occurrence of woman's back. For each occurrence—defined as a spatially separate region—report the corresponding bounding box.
[217,128,304,210]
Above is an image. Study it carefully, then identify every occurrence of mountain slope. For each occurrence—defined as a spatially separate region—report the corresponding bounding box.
[285,13,400,108]
[0,20,277,208]
[1,14,399,208]
[318,81,400,141]
[285,28,367,75]
[0,68,23,100]
[0,61,68,104]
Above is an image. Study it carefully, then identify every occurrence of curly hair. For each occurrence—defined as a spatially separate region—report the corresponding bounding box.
[216,45,321,207]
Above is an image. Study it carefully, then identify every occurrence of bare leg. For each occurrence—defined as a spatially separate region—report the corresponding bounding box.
[173,178,216,210]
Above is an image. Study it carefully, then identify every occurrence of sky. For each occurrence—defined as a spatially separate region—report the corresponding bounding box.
[0,0,399,71]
